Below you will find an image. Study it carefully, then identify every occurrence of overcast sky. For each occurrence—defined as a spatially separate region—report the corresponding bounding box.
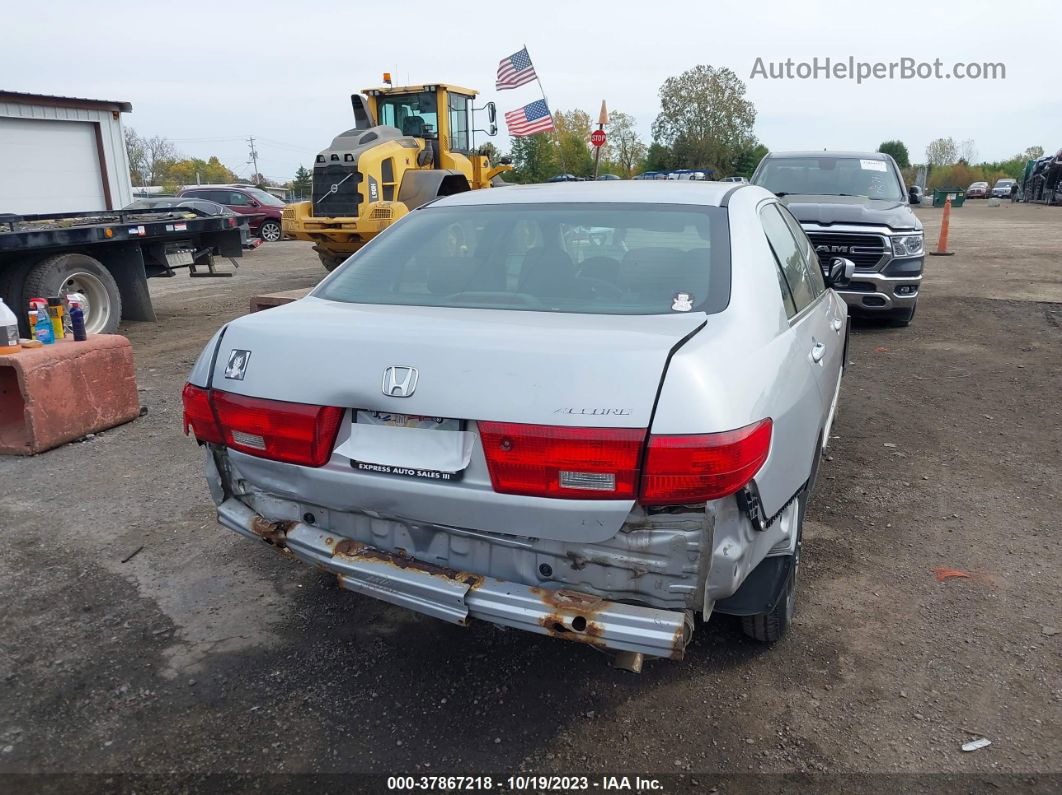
[5,0,1060,180]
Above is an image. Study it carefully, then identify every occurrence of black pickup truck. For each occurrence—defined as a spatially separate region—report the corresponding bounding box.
[751,151,924,327]
[0,205,247,336]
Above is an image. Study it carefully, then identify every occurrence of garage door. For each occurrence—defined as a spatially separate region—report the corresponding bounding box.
[0,117,107,215]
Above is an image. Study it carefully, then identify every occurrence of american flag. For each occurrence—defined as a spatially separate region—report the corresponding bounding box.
[496,47,537,90]
[504,99,554,137]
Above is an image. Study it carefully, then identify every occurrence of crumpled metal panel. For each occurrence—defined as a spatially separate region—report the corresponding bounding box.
[216,497,692,659]
[241,487,711,611]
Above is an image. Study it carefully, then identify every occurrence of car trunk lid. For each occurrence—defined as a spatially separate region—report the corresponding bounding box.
[210,297,705,541]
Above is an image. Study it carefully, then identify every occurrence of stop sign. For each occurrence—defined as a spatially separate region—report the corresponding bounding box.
[590,129,606,147]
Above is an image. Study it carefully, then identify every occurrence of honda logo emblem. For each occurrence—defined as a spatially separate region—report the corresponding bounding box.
[382,366,418,397]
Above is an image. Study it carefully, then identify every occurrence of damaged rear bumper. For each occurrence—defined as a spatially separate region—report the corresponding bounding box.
[218,498,693,660]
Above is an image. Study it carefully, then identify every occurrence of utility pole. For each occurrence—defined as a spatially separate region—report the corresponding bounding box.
[247,136,261,185]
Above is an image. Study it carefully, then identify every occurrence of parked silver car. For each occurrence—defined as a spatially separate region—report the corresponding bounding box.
[183,182,851,668]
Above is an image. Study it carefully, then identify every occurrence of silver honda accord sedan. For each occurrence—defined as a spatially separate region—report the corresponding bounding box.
[183,181,852,668]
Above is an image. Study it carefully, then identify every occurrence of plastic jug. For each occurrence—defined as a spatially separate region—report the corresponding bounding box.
[0,297,20,354]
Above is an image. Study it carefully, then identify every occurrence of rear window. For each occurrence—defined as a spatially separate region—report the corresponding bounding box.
[316,203,731,315]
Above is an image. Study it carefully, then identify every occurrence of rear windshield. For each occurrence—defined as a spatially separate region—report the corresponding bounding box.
[754,157,904,201]
[316,203,731,315]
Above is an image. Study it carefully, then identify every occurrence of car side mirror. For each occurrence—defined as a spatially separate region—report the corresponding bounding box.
[486,101,497,124]
[488,122,498,136]
[826,257,855,287]
[500,156,513,165]
[908,186,920,205]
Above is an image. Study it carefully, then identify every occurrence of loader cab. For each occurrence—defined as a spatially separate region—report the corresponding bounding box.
[364,83,476,157]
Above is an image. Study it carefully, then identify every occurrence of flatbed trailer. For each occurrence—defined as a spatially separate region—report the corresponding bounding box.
[0,206,247,336]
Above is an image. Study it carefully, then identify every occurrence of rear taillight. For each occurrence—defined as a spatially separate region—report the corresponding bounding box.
[181,383,223,444]
[181,384,343,467]
[639,419,772,505]
[478,421,645,499]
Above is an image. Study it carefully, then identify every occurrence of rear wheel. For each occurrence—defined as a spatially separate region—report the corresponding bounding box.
[317,252,347,272]
[23,253,122,335]
[741,492,804,643]
[259,220,282,242]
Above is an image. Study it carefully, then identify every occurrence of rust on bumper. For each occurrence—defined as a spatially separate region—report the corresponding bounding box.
[218,498,693,661]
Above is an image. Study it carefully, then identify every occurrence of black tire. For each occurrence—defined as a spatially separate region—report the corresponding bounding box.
[23,253,122,335]
[317,252,346,272]
[0,256,35,336]
[888,303,917,327]
[741,491,805,643]
[259,220,282,243]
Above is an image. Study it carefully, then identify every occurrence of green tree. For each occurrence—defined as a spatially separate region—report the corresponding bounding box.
[292,165,312,200]
[1023,145,1044,160]
[643,142,673,173]
[731,143,769,178]
[651,64,756,171]
[605,111,647,177]
[552,109,594,177]
[877,140,910,168]
[509,133,556,183]
[476,142,501,163]
[163,156,239,186]
[925,137,958,166]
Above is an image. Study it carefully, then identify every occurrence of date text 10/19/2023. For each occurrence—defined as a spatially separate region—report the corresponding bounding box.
[386,776,665,791]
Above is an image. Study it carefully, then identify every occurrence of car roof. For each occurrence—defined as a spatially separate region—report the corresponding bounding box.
[434,180,746,208]
[765,150,891,160]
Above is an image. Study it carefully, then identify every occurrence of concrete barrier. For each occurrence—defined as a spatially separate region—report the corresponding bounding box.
[0,335,140,455]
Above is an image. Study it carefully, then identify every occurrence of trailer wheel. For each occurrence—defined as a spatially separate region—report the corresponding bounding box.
[24,253,122,335]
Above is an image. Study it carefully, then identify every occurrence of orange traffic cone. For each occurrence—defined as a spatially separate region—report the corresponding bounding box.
[929,197,955,256]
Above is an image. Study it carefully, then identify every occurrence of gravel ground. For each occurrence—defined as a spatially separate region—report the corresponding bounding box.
[0,201,1059,790]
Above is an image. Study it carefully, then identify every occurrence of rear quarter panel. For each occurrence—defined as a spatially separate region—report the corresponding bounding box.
[651,188,826,517]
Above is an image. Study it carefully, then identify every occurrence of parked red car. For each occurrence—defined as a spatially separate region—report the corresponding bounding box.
[966,181,989,199]
[178,185,286,242]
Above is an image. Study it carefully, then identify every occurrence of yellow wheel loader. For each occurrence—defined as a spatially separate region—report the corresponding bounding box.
[283,81,512,271]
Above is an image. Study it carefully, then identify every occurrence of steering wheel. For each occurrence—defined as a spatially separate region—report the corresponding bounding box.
[577,276,625,300]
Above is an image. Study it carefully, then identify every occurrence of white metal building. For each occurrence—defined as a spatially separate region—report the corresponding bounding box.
[0,91,133,214]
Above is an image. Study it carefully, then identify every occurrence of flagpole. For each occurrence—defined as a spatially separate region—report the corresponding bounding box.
[524,43,550,111]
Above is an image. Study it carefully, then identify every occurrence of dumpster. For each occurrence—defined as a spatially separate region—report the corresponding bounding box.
[932,188,966,207]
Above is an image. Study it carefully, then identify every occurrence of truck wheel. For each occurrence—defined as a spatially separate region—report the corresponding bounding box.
[0,256,34,335]
[24,253,122,335]
[741,492,805,643]
[259,220,282,242]
[318,252,346,272]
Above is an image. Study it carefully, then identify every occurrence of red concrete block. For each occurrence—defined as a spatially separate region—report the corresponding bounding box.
[0,335,140,455]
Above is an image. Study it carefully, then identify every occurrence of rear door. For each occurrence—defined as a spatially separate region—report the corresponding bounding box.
[759,202,836,430]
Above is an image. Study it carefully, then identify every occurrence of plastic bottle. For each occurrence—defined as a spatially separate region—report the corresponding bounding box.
[28,298,46,333]
[34,304,55,344]
[0,298,20,355]
[70,302,87,341]
[47,296,65,340]
[63,293,86,337]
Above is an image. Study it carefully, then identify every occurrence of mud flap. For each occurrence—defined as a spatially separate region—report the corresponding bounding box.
[102,244,156,322]
[712,554,795,617]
